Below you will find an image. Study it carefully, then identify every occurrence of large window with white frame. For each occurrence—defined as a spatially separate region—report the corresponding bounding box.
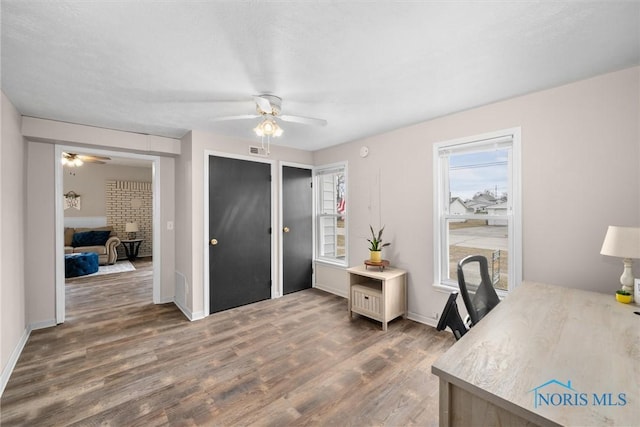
[315,163,347,265]
[433,128,521,293]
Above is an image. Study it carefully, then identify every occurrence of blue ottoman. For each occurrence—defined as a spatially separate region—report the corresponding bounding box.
[65,252,99,278]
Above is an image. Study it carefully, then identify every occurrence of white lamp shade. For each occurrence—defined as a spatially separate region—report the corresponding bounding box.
[600,226,640,258]
[125,222,139,233]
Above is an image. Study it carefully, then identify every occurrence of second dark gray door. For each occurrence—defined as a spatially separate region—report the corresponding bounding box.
[282,166,313,295]
[209,156,271,314]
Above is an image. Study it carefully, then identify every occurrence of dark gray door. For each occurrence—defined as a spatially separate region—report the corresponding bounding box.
[282,166,313,295]
[209,156,271,314]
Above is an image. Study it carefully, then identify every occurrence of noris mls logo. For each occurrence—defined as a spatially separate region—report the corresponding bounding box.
[529,379,627,409]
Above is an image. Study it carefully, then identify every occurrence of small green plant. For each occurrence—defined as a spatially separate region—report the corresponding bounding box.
[616,289,631,296]
[368,225,391,251]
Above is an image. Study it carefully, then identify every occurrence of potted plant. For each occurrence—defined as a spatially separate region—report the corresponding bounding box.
[615,289,633,304]
[367,225,390,263]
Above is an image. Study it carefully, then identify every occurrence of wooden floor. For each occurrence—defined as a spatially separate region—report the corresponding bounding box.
[1,259,455,426]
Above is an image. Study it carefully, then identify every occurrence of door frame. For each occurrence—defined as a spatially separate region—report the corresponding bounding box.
[203,150,275,317]
[279,161,314,298]
[55,144,161,324]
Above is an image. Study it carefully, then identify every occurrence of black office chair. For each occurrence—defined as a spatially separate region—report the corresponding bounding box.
[457,255,500,326]
[436,292,468,340]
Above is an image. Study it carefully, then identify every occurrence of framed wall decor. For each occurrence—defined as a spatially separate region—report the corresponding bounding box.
[64,191,81,210]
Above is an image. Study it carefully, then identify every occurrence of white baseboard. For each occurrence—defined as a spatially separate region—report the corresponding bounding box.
[1,327,30,397]
[173,298,192,320]
[408,311,438,329]
[314,282,348,299]
[157,296,174,304]
[173,299,205,321]
[1,318,59,397]
[29,319,57,331]
[191,310,205,321]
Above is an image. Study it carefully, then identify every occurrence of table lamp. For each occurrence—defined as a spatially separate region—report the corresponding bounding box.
[125,222,139,240]
[600,225,640,299]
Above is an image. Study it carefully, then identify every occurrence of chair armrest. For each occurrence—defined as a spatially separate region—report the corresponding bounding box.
[105,236,121,250]
[104,236,121,265]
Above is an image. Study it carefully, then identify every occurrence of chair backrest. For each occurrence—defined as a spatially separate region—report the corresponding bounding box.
[457,255,500,326]
[436,292,468,340]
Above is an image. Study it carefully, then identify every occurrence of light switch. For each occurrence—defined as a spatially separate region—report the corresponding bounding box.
[167,221,174,230]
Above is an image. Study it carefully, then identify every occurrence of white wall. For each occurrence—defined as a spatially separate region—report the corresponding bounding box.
[25,142,56,327]
[174,130,313,319]
[1,92,26,392]
[314,66,640,326]
[157,156,176,303]
[63,162,152,218]
[174,131,193,316]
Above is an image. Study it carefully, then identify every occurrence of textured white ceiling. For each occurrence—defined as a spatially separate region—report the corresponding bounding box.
[2,1,639,151]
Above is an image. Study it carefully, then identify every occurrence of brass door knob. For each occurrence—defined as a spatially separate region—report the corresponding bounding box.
[283,227,290,233]
[210,239,218,246]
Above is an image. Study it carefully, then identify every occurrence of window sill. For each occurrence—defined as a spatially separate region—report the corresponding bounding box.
[432,282,508,300]
[314,259,348,269]
[432,283,458,294]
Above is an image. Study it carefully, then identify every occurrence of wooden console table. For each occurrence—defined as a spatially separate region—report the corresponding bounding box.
[347,264,407,331]
[432,281,640,427]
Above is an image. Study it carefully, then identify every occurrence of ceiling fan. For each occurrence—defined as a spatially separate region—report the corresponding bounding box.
[61,152,111,167]
[212,94,328,130]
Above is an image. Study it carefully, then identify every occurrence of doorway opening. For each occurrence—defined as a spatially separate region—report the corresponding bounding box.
[55,145,161,324]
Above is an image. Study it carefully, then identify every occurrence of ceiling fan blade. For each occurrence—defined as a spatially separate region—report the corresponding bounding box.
[211,114,261,122]
[83,159,106,164]
[80,155,111,161]
[279,115,327,127]
[253,95,273,114]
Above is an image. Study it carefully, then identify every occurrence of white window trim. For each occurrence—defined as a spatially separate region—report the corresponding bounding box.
[313,161,348,267]
[432,128,522,295]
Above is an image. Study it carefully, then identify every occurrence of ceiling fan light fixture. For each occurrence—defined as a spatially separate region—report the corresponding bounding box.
[253,117,283,138]
[61,155,83,167]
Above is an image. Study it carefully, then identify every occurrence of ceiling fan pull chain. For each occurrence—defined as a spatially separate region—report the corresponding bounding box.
[260,135,271,155]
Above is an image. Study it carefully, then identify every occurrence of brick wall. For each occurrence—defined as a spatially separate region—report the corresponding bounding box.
[105,180,152,259]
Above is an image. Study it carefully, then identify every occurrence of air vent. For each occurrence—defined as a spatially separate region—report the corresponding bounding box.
[249,146,268,157]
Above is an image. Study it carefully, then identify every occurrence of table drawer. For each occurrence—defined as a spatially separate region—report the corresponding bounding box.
[351,282,382,316]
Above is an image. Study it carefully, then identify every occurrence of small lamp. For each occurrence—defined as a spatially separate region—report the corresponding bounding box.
[600,226,640,298]
[125,222,139,240]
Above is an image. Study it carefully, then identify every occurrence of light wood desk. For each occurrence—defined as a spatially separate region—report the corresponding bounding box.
[432,281,640,427]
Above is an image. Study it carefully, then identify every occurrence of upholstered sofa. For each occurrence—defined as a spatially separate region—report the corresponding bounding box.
[64,226,121,265]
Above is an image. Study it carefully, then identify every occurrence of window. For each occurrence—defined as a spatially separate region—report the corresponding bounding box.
[315,163,347,265]
[433,129,521,293]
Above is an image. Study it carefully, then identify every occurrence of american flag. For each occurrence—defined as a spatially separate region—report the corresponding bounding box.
[337,197,346,215]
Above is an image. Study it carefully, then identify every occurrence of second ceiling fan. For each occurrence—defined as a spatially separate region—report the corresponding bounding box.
[61,152,111,167]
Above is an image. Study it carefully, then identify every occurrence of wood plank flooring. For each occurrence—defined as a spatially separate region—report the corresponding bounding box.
[1,259,455,426]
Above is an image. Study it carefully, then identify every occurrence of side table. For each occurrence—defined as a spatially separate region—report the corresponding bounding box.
[120,239,143,261]
[347,264,407,331]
